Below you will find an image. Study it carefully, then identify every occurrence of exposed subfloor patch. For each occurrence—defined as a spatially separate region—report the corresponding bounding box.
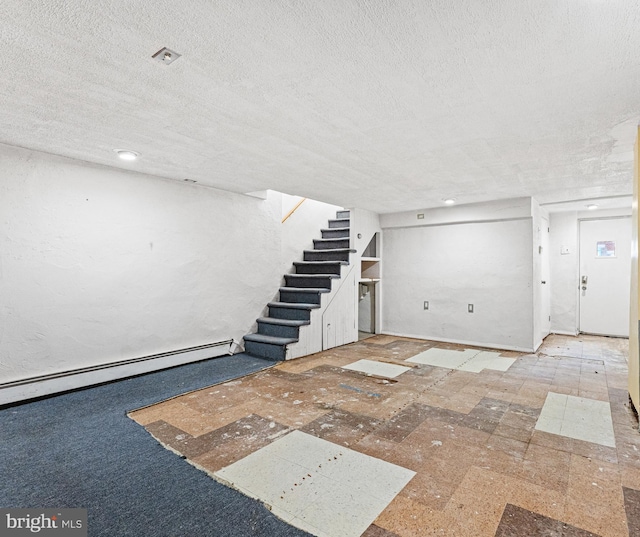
[406,347,516,372]
[129,334,638,537]
[342,359,411,379]
[535,392,616,447]
[214,430,415,537]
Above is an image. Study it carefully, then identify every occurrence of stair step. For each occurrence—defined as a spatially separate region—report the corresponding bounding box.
[303,248,354,262]
[268,301,319,321]
[321,227,350,239]
[336,210,350,219]
[244,334,298,345]
[284,274,337,289]
[313,238,350,250]
[328,218,350,229]
[280,287,329,304]
[267,301,321,309]
[244,333,296,361]
[257,317,308,338]
[257,317,310,327]
[294,260,347,275]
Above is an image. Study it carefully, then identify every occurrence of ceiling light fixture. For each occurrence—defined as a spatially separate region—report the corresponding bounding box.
[587,204,599,210]
[115,150,139,161]
[443,198,456,205]
[152,47,182,65]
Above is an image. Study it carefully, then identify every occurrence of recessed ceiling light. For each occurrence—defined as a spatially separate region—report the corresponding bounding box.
[587,204,599,210]
[443,198,456,205]
[152,47,182,65]
[115,150,139,161]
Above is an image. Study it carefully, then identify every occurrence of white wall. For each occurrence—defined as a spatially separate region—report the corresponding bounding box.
[0,144,287,384]
[280,195,343,275]
[549,207,632,336]
[381,198,535,351]
[549,211,579,335]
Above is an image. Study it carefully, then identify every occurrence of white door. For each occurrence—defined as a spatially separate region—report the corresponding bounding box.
[579,217,631,337]
[540,218,551,341]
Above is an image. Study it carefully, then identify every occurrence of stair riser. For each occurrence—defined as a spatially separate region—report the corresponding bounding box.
[268,306,312,321]
[321,229,350,239]
[257,322,300,339]
[295,264,342,275]
[284,275,333,289]
[328,219,349,229]
[280,290,321,304]
[304,251,350,262]
[244,340,287,361]
[313,239,350,250]
[336,210,350,219]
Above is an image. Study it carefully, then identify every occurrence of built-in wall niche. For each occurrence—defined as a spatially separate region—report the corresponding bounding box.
[363,234,377,258]
[360,232,380,282]
[361,258,380,281]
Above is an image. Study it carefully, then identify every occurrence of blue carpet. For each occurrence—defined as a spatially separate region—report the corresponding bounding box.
[0,354,311,536]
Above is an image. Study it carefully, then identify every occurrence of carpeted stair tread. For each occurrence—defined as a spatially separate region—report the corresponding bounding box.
[243,334,298,345]
[257,317,310,326]
[285,273,341,279]
[320,227,350,232]
[293,261,349,266]
[268,301,321,309]
[279,286,331,293]
[314,238,348,243]
[303,248,356,254]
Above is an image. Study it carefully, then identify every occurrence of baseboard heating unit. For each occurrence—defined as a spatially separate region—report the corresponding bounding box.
[0,340,233,406]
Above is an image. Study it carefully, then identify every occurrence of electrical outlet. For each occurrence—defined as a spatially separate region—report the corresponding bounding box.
[468,304,474,313]
[424,301,429,310]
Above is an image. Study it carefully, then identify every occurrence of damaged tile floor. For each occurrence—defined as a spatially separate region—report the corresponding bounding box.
[129,335,640,536]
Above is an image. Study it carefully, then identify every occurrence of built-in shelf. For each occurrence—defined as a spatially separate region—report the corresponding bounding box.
[361,256,380,280]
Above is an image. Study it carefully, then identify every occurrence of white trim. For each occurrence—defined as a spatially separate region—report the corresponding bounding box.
[551,330,579,336]
[380,331,534,353]
[0,341,232,406]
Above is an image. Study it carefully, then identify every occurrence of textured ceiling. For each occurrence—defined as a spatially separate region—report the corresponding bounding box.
[1,0,639,213]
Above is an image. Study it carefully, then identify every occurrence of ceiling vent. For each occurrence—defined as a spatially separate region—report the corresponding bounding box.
[152,47,181,65]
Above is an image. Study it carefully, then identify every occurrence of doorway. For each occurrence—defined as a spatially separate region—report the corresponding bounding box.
[579,217,631,337]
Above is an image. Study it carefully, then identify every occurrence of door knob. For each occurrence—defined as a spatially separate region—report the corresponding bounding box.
[541,281,546,284]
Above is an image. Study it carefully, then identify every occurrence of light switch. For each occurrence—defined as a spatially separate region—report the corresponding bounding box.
[561,246,570,255]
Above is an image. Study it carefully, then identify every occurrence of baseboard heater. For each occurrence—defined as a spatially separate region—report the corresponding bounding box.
[0,340,233,407]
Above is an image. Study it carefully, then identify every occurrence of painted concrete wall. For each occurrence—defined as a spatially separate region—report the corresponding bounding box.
[0,144,288,383]
[549,208,632,336]
[382,216,534,351]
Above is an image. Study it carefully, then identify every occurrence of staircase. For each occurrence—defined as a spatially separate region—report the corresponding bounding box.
[243,210,353,361]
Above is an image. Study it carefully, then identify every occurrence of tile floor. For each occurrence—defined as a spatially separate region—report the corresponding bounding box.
[129,334,640,537]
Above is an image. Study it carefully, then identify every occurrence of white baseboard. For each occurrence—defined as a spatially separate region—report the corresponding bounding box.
[551,330,579,336]
[0,341,232,406]
[381,331,534,353]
